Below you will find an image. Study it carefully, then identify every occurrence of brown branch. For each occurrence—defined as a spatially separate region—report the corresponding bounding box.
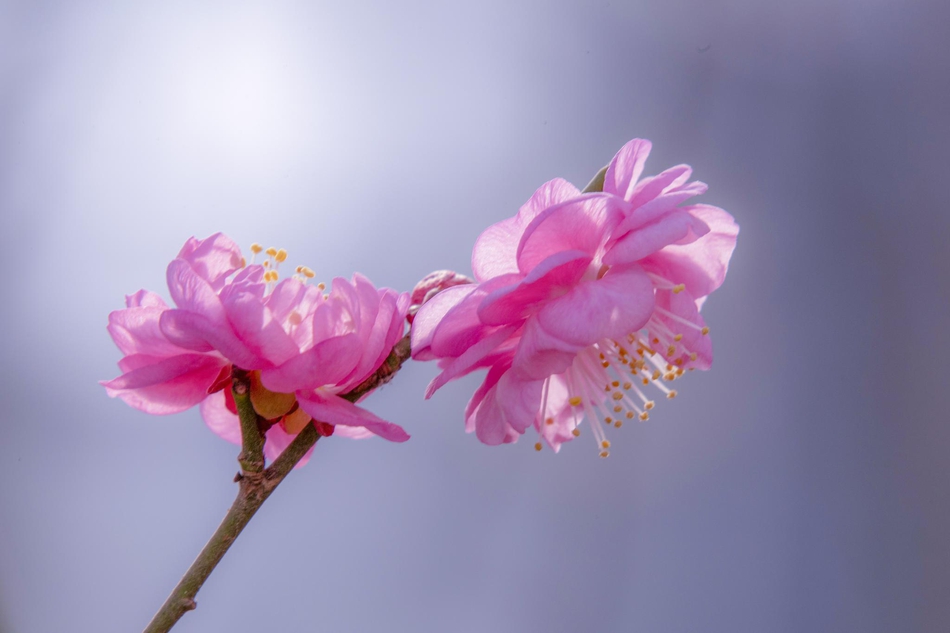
[142,335,413,633]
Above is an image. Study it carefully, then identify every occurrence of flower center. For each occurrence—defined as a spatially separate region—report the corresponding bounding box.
[536,314,709,457]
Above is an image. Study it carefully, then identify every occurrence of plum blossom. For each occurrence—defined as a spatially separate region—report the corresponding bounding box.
[103,233,410,465]
[411,139,738,456]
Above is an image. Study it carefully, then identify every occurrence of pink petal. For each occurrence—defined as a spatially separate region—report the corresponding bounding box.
[642,204,739,298]
[349,289,406,390]
[410,284,477,361]
[628,164,697,207]
[653,288,713,369]
[102,354,225,415]
[200,390,242,445]
[126,290,167,309]
[495,373,544,433]
[263,424,316,468]
[604,138,652,200]
[429,275,520,359]
[516,194,619,273]
[260,334,361,393]
[107,305,182,357]
[466,377,521,446]
[296,391,410,442]
[613,185,711,236]
[511,318,583,380]
[604,210,698,265]
[477,250,592,326]
[176,233,244,292]
[159,309,265,369]
[464,359,511,434]
[472,178,580,281]
[424,323,520,398]
[166,259,227,322]
[222,291,300,367]
[535,264,655,347]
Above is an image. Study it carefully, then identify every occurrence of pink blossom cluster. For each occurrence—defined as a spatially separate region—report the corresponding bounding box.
[102,234,410,465]
[410,139,738,455]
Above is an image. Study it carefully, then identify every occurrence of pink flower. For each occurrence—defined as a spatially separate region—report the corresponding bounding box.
[411,139,737,456]
[103,234,410,464]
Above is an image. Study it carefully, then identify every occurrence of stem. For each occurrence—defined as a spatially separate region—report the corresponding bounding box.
[143,335,413,633]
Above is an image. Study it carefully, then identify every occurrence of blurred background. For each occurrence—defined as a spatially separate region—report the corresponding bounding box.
[1,0,948,631]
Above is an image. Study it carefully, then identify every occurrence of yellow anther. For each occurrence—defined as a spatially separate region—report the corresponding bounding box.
[667,345,676,356]
[664,373,675,381]
[690,352,698,361]
[250,243,263,254]
[642,378,649,385]
[623,381,632,390]
[571,428,581,437]
[265,247,277,257]
[611,380,620,387]
[601,361,610,368]
[674,334,683,341]
[599,451,610,458]
[672,284,685,294]
[317,282,326,290]
[303,268,316,279]
[652,370,661,380]
[275,249,287,263]
[674,358,684,366]
[601,440,611,449]
[611,391,623,401]
[605,416,613,423]
[605,385,611,392]
[701,326,710,335]
[545,417,554,425]
[534,442,543,452]
[614,420,623,428]
[599,353,605,359]
[240,257,247,268]
[626,411,634,419]
[645,401,655,410]
[652,337,660,344]
[613,405,622,413]
[569,396,583,407]
[295,265,303,273]
[263,260,271,268]
[667,390,678,399]
[639,412,649,421]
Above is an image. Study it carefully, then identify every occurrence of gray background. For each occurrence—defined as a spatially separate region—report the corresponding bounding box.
[1,0,948,631]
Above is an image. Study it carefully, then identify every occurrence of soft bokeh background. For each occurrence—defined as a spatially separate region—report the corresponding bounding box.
[2,1,948,631]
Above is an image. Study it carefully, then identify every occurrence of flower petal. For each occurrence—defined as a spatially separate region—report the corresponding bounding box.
[605,210,697,265]
[166,258,227,322]
[176,233,244,291]
[410,284,477,361]
[200,390,242,445]
[642,204,739,298]
[535,264,655,347]
[107,305,182,357]
[425,323,520,398]
[472,178,580,281]
[260,333,361,393]
[604,138,652,200]
[297,391,410,442]
[222,291,300,366]
[159,309,265,369]
[477,250,592,326]
[102,354,225,415]
[516,194,619,273]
